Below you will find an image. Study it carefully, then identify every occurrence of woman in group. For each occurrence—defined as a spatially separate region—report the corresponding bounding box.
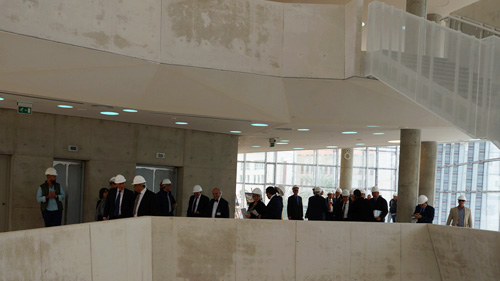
[246,188,266,219]
[262,186,283,220]
[95,188,108,221]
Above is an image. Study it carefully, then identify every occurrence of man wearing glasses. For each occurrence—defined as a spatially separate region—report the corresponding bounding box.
[446,195,473,228]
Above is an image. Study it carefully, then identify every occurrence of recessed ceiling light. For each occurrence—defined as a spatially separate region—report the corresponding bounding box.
[58,105,73,109]
[123,109,138,113]
[251,123,268,127]
[176,122,188,125]
[230,131,242,133]
[281,140,290,142]
[0,97,4,101]
[100,111,119,116]
[297,128,310,131]
[276,142,288,145]
[326,146,338,148]
[293,148,304,150]
[388,140,400,143]
[356,143,365,146]
[342,131,358,134]
[362,22,365,27]
[469,138,481,141]
[373,132,385,135]
[252,146,261,148]
[402,25,406,30]
[366,125,379,128]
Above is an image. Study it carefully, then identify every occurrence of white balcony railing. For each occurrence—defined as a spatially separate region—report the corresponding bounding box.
[366,1,500,147]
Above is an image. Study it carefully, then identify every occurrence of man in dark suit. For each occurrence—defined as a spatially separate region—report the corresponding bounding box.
[262,186,283,220]
[350,189,374,222]
[187,185,210,217]
[157,179,176,216]
[413,195,435,223]
[132,176,159,217]
[369,186,388,222]
[208,187,229,218]
[103,174,135,220]
[287,185,303,220]
[305,187,327,221]
[334,189,352,221]
[325,191,335,221]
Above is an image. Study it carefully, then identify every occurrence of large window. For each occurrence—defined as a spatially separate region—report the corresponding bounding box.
[435,142,500,231]
[236,147,399,219]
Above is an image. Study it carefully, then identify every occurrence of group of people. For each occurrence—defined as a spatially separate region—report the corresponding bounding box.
[36,167,473,228]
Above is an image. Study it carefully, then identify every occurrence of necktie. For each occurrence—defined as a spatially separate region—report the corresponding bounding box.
[296,196,299,206]
[329,199,332,212]
[133,193,140,216]
[193,197,199,212]
[113,190,121,216]
[167,192,171,213]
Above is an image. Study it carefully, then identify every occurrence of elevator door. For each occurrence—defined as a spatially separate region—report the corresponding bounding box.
[53,160,84,225]
[136,165,177,214]
[0,155,10,232]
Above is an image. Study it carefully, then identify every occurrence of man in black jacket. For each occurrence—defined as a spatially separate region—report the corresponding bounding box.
[157,179,176,216]
[350,189,374,222]
[369,186,388,222]
[334,189,352,221]
[187,185,210,217]
[287,185,303,220]
[208,187,230,218]
[305,187,327,221]
[103,174,135,220]
[132,176,159,217]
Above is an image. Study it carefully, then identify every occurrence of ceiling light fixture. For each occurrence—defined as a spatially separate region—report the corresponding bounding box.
[388,140,400,143]
[356,143,365,146]
[57,105,73,109]
[362,22,365,27]
[281,140,290,142]
[342,131,358,134]
[0,97,4,101]
[469,138,481,141]
[230,131,242,133]
[373,132,385,135]
[366,125,379,128]
[100,111,119,116]
[123,109,138,113]
[293,148,304,150]
[175,122,188,125]
[297,128,310,131]
[252,146,261,148]
[326,146,338,148]
[251,123,268,127]
[276,142,288,145]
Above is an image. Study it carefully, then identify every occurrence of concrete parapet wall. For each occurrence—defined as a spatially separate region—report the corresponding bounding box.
[0,0,363,78]
[1,217,499,280]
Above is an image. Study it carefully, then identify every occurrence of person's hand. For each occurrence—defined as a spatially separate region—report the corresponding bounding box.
[245,214,251,218]
[375,216,381,221]
[288,216,291,220]
[103,217,107,221]
[194,211,199,215]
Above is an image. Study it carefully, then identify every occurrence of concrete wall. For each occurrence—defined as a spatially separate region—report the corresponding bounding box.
[1,217,499,280]
[0,108,238,231]
[0,0,363,78]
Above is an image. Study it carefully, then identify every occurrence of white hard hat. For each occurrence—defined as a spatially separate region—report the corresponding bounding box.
[109,177,116,183]
[161,179,172,185]
[393,193,398,197]
[336,187,342,193]
[457,195,466,201]
[252,188,262,196]
[327,191,333,195]
[342,189,350,197]
[45,167,57,176]
[371,186,380,193]
[114,174,126,184]
[417,195,428,205]
[132,175,146,185]
[360,189,366,194]
[292,185,299,189]
[350,189,355,195]
[313,187,321,193]
[193,185,202,192]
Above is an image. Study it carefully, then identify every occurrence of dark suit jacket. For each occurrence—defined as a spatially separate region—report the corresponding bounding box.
[351,198,374,222]
[334,199,352,221]
[305,195,327,221]
[248,201,266,219]
[414,205,435,223]
[136,189,159,217]
[103,187,135,220]
[208,197,230,218]
[156,189,176,216]
[287,195,303,220]
[370,196,388,222]
[187,194,210,217]
[262,195,283,220]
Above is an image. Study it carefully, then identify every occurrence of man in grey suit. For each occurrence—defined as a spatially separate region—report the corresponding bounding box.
[447,195,473,228]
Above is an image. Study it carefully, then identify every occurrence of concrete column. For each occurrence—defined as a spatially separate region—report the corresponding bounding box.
[339,148,353,191]
[396,129,421,223]
[406,0,427,17]
[419,141,437,206]
[426,13,441,23]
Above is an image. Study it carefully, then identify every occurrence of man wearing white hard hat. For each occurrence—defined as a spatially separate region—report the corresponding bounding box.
[389,193,398,223]
[132,176,158,217]
[287,185,303,220]
[446,195,473,228]
[246,188,265,219]
[369,186,388,222]
[325,190,335,221]
[36,167,66,227]
[334,189,352,221]
[360,189,366,199]
[187,185,209,217]
[157,179,176,216]
[305,187,327,221]
[103,174,135,220]
[412,195,435,224]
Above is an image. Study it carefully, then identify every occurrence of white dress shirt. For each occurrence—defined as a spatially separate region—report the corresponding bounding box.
[134,188,146,217]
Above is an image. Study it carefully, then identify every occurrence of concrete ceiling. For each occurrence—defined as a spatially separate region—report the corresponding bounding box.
[0,29,473,154]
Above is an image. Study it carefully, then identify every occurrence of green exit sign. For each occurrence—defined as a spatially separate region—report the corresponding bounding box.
[17,102,33,115]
